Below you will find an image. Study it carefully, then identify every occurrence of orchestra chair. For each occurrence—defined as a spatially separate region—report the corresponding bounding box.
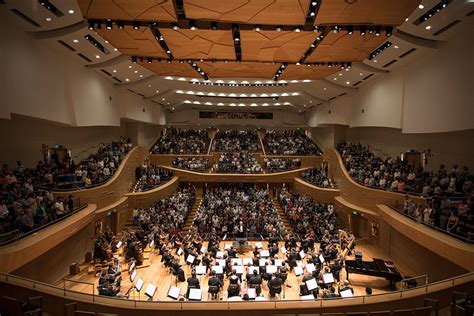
[451,291,470,315]
[424,298,439,316]
[0,295,42,316]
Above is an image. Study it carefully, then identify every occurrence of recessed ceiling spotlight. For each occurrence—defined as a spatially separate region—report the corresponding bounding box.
[346,81,350,85]
[95,55,100,59]
[73,39,79,43]
[162,98,165,101]
[125,78,130,82]
[418,4,424,9]
[323,87,327,90]
[134,70,138,73]
[156,90,159,93]
[113,70,117,73]
[276,26,282,32]
[45,17,52,22]
[128,65,132,69]
[425,25,431,30]
[148,84,151,87]
[359,73,363,76]
[139,75,143,78]
[394,45,399,49]
[294,26,301,32]
[405,17,409,22]
[373,60,378,63]
[68,9,74,14]
[339,73,342,76]
[333,78,337,81]
[254,25,262,32]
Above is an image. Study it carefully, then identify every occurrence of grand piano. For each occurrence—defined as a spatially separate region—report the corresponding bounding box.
[345,258,403,288]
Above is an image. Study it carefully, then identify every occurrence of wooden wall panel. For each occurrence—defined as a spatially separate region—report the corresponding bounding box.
[184,0,311,26]
[240,31,318,62]
[0,204,96,274]
[292,178,340,203]
[315,0,421,26]
[78,0,177,22]
[54,147,147,209]
[125,176,180,209]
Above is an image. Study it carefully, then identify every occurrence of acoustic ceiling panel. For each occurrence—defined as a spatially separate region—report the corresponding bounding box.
[240,30,319,62]
[96,26,168,58]
[306,31,388,62]
[314,0,421,26]
[183,0,311,25]
[195,61,281,79]
[159,29,235,60]
[78,0,177,22]
[138,60,200,78]
[279,64,339,80]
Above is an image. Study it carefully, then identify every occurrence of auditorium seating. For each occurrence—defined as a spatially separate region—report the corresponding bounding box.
[0,295,42,316]
[264,130,322,156]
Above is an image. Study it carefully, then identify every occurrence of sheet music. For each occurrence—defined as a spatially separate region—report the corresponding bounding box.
[322,273,335,284]
[260,250,270,258]
[299,250,305,259]
[167,285,180,299]
[195,265,207,275]
[255,242,263,249]
[231,258,243,266]
[259,259,269,266]
[145,284,157,298]
[130,270,137,282]
[300,294,315,300]
[280,246,287,254]
[177,248,182,256]
[305,278,318,291]
[248,266,259,274]
[116,241,122,248]
[340,289,353,298]
[266,265,277,274]
[211,265,223,274]
[224,243,232,250]
[294,266,304,276]
[216,251,225,258]
[319,254,325,263]
[305,263,316,273]
[216,259,226,267]
[186,254,195,264]
[135,278,144,291]
[128,261,136,272]
[233,265,244,274]
[275,259,283,267]
[188,288,202,301]
[242,258,253,266]
[200,246,207,254]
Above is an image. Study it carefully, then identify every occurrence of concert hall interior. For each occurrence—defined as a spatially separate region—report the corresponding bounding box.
[0,0,473,315]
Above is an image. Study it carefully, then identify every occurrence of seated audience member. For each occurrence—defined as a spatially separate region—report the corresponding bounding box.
[264,158,301,172]
[211,152,262,174]
[265,130,321,155]
[212,130,261,152]
[151,128,208,154]
[301,168,335,188]
[132,163,172,192]
[172,157,210,172]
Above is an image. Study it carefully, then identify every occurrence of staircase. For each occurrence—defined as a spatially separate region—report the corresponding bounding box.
[182,197,202,234]
[272,197,293,234]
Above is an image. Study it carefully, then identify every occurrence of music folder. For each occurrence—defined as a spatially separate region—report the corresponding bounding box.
[188,288,202,301]
[280,246,287,254]
[135,278,144,292]
[130,270,137,282]
[186,254,195,264]
[145,284,157,298]
[195,265,207,275]
[299,250,305,259]
[319,254,325,263]
[216,251,225,258]
[167,285,180,300]
[305,278,318,291]
[231,258,243,266]
[260,250,270,258]
[255,242,263,249]
[242,258,253,266]
[275,259,283,267]
[294,266,304,276]
[322,273,335,284]
[340,289,354,298]
[211,265,223,274]
[177,248,183,256]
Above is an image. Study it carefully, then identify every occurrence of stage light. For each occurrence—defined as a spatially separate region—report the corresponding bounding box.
[117,20,124,29]
[375,26,381,36]
[133,21,139,30]
[189,20,197,30]
[211,22,218,30]
[360,25,366,36]
[172,23,179,30]
[254,25,262,32]
[386,26,393,36]
[106,19,112,30]
[294,26,301,32]
[347,26,353,35]
[88,20,94,30]
[333,26,339,33]
[131,56,137,63]
[147,57,152,63]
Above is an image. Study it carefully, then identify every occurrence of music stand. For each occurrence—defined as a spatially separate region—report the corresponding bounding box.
[200,246,207,254]
[260,250,270,258]
[195,265,207,275]
[319,254,325,264]
[116,241,122,249]
[231,258,243,266]
[167,285,180,300]
[280,246,287,254]
[177,248,183,256]
[128,261,136,273]
[248,266,259,274]
[305,278,318,291]
[224,243,232,250]
[145,283,157,300]
[130,270,137,282]
[134,278,144,299]
[188,288,202,301]
[266,265,277,274]
[275,259,283,267]
[216,259,226,267]
[255,242,263,249]
[233,265,244,275]
[216,251,225,259]
[299,250,305,260]
[259,259,269,266]
[247,288,257,299]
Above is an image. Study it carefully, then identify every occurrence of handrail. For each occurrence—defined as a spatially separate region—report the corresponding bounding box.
[388,204,473,244]
[0,272,472,309]
[0,202,88,246]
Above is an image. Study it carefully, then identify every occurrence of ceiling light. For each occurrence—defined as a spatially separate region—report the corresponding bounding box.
[394,45,399,49]
[375,26,381,36]
[117,21,125,29]
[234,37,240,42]
[106,19,113,30]
[359,73,363,76]
[211,22,218,30]
[162,98,165,101]
[172,23,179,30]
[147,57,152,63]
[346,81,350,85]
[333,78,337,80]
[294,26,301,32]
[125,78,130,82]
[323,87,327,90]
[189,20,197,30]
[113,70,117,73]
[139,75,143,78]
[360,26,366,36]
[133,21,139,30]
[276,26,282,32]
[332,26,339,33]
[386,26,393,37]
[131,56,137,63]
[425,25,431,30]
[347,26,354,35]
[254,25,262,32]
[418,4,424,9]
[373,60,378,63]
[68,9,74,14]
[134,70,138,73]
[156,90,159,93]
[95,55,100,59]
[339,73,342,76]
[73,39,79,43]
[45,17,52,22]
[114,48,118,52]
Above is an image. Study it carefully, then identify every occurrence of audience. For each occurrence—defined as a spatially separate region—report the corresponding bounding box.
[172,157,211,172]
[194,184,285,237]
[301,168,336,188]
[212,152,262,173]
[337,141,473,241]
[265,130,321,156]
[151,128,209,154]
[264,158,301,172]
[212,130,261,152]
[279,188,338,240]
[132,162,173,192]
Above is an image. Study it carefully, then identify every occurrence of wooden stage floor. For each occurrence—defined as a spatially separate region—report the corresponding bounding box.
[60,241,413,302]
